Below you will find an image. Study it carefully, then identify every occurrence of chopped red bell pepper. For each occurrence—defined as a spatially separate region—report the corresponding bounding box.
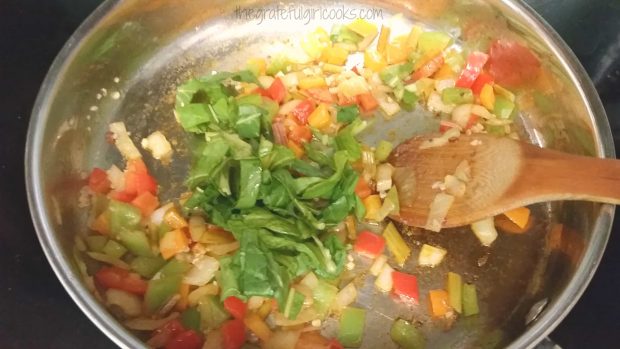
[223,296,247,320]
[109,190,137,203]
[327,339,345,349]
[357,93,378,113]
[253,87,271,99]
[488,39,541,87]
[291,99,315,125]
[354,231,386,258]
[337,93,358,106]
[409,54,444,82]
[131,191,160,217]
[124,159,158,196]
[152,319,185,347]
[392,271,419,303]
[470,72,494,95]
[266,78,286,103]
[455,52,489,88]
[306,87,335,104]
[220,319,246,349]
[465,114,480,130]
[94,266,148,295]
[88,168,111,194]
[354,177,372,199]
[165,330,203,349]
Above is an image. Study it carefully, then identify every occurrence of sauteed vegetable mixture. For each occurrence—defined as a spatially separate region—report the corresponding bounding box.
[76,18,540,349]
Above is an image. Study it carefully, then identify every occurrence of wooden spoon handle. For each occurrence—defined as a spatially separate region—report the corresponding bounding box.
[510,144,620,204]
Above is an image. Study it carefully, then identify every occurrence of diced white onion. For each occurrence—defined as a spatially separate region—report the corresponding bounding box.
[299,272,319,289]
[106,165,125,191]
[375,163,394,193]
[188,215,206,242]
[427,91,455,114]
[337,75,369,98]
[370,254,388,276]
[434,79,456,92]
[258,75,275,89]
[454,160,471,183]
[109,122,142,160]
[418,244,447,267]
[451,104,473,128]
[281,72,300,88]
[86,252,130,269]
[264,330,302,349]
[375,263,394,292]
[247,296,266,310]
[141,131,173,163]
[471,217,498,246]
[150,203,174,226]
[419,128,460,150]
[335,283,358,309]
[377,94,401,118]
[106,289,142,317]
[188,284,219,306]
[444,175,466,197]
[183,255,219,286]
[272,308,319,327]
[425,193,455,232]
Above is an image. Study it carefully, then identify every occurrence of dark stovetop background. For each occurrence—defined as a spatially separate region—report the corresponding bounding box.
[0,0,619,348]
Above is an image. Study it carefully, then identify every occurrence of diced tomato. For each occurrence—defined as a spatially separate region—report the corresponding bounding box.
[354,231,386,258]
[305,87,335,104]
[109,190,136,203]
[327,339,345,349]
[354,177,372,199]
[88,168,111,194]
[439,120,461,133]
[94,266,148,295]
[266,78,286,103]
[409,54,444,82]
[124,159,158,196]
[291,99,316,125]
[131,191,160,217]
[165,330,203,349]
[488,39,541,87]
[221,319,246,349]
[288,124,313,144]
[357,93,378,113]
[152,319,185,347]
[392,271,419,303]
[223,296,247,320]
[455,52,489,88]
[470,72,494,95]
[253,87,271,99]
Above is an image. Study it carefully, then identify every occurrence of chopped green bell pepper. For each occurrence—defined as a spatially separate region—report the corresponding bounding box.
[284,288,305,320]
[313,280,338,318]
[337,105,360,123]
[198,295,230,330]
[181,307,202,332]
[390,319,426,349]
[463,283,480,316]
[144,259,191,313]
[338,307,366,348]
[102,240,127,259]
[417,31,452,56]
[130,256,166,279]
[118,229,153,257]
[375,140,394,163]
[442,87,474,105]
[85,235,108,253]
[494,95,516,119]
[447,272,463,314]
[108,200,142,235]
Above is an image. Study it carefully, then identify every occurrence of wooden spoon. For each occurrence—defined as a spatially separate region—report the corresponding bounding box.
[388,133,620,229]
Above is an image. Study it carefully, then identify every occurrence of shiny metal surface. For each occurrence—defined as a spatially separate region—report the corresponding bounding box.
[25,0,614,348]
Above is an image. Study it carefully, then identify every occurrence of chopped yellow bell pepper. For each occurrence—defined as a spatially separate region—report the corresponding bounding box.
[246,58,266,76]
[244,313,273,342]
[301,27,331,60]
[480,83,496,110]
[503,206,531,229]
[383,222,411,266]
[363,194,382,221]
[364,50,387,72]
[494,84,515,102]
[377,25,391,54]
[323,46,349,65]
[429,289,451,317]
[308,103,332,130]
[298,76,327,90]
[160,229,189,260]
[433,64,456,79]
[347,18,378,38]
[345,215,357,240]
[406,25,423,50]
[164,208,188,229]
[323,63,344,73]
[386,42,409,65]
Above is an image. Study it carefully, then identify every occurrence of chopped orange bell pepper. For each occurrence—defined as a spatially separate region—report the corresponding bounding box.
[164,208,188,229]
[503,207,531,229]
[429,289,451,317]
[131,191,160,217]
[363,195,382,221]
[90,212,110,235]
[308,103,332,130]
[287,140,305,159]
[244,313,272,342]
[159,229,189,260]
